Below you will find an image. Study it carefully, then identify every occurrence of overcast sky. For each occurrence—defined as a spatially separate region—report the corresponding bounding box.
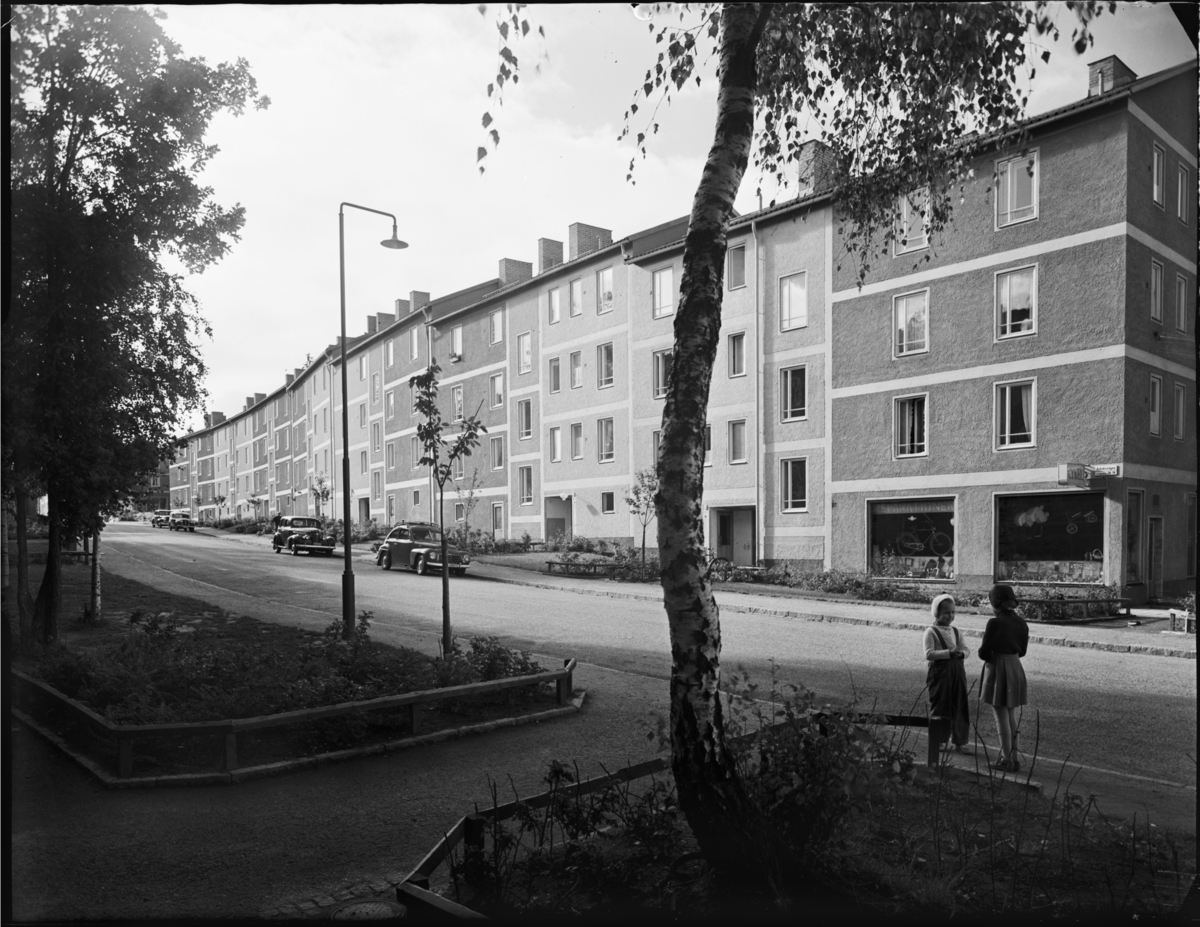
[156,3,1195,434]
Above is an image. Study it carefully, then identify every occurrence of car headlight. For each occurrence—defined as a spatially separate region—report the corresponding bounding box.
[461,555,470,565]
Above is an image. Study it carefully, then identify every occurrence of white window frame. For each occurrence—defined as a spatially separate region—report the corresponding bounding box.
[452,384,464,423]
[1174,383,1186,441]
[1150,374,1162,436]
[728,420,747,464]
[596,267,614,314]
[780,366,807,422]
[359,403,367,428]
[1152,144,1165,207]
[518,466,533,505]
[780,457,808,512]
[360,450,368,475]
[569,279,582,317]
[490,309,503,344]
[597,342,614,389]
[386,340,394,367]
[600,491,615,514]
[652,430,661,461]
[411,435,420,469]
[893,288,930,357]
[386,441,395,470]
[570,422,583,460]
[517,331,532,374]
[1178,165,1190,223]
[728,331,746,378]
[490,372,504,408]
[517,399,532,440]
[995,150,1039,228]
[454,502,465,522]
[703,424,712,467]
[779,271,807,331]
[893,393,929,459]
[549,426,561,462]
[413,489,421,507]
[727,244,746,290]
[548,357,561,394]
[548,287,561,324]
[386,391,395,419]
[1176,274,1189,333]
[372,470,382,501]
[597,417,615,463]
[359,356,368,381]
[450,325,463,358]
[452,455,464,481]
[372,421,381,453]
[652,266,674,318]
[569,351,583,389]
[652,350,672,399]
[491,435,504,470]
[409,327,419,360]
[492,502,504,535]
[994,378,1037,451]
[994,264,1037,340]
[895,187,929,255]
[1151,259,1164,323]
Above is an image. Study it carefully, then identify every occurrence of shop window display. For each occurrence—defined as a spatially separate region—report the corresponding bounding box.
[996,491,1105,584]
[870,498,955,579]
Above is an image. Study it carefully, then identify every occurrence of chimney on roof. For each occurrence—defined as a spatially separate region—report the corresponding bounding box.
[366,316,377,335]
[212,412,226,425]
[1088,55,1136,96]
[394,297,410,315]
[245,397,254,410]
[376,312,394,330]
[794,140,842,196]
[410,291,430,314]
[285,373,294,387]
[568,223,613,261]
[498,258,533,286]
[538,238,564,274]
[255,392,265,404]
[294,368,302,380]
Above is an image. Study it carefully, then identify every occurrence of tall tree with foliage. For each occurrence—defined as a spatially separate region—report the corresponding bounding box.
[477,0,1112,892]
[5,6,268,645]
[412,361,487,657]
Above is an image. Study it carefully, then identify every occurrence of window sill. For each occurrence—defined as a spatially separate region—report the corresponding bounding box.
[780,324,809,333]
[995,213,1039,230]
[995,443,1037,452]
[996,330,1037,341]
[781,415,808,423]
[781,507,809,514]
[893,349,929,359]
[894,452,928,460]
[729,372,747,379]
[730,460,748,466]
[894,243,929,257]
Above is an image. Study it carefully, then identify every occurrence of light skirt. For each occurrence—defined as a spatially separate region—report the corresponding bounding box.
[982,653,1027,707]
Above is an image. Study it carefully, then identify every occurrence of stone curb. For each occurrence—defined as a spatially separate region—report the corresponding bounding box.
[12,692,586,790]
[470,573,1196,660]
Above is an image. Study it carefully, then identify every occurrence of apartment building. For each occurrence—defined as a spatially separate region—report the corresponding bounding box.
[172,56,1195,602]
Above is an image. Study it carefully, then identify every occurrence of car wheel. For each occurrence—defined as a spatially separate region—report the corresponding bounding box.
[291,543,300,556]
[415,556,427,576]
[382,550,392,570]
[189,527,194,533]
[273,544,281,553]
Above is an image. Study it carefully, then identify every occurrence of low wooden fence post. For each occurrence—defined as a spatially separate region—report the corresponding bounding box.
[557,659,574,705]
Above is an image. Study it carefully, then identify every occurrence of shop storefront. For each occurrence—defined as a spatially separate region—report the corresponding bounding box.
[869,497,956,580]
[995,490,1105,584]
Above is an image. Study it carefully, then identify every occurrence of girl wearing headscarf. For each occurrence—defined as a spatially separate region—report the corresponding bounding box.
[979,583,1029,772]
[924,593,971,753]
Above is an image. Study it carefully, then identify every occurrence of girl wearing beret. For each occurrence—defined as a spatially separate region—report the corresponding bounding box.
[979,583,1029,772]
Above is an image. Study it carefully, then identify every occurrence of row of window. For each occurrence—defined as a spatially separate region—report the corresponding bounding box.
[1151,142,1190,224]
[545,267,617,323]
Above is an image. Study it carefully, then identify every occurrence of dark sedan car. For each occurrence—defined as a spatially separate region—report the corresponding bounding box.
[272,516,337,556]
[375,522,470,576]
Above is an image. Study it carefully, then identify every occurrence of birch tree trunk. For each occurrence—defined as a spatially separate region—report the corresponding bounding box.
[89,528,101,622]
[655,2,784,887]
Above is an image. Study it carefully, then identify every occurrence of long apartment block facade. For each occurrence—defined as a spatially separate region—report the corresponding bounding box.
[172,57,1196,602]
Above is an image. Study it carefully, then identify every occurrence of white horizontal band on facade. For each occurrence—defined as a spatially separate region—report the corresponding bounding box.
[702,488,756,504]
[766,526,827,537]
[435,359,506,387]
[1124,223,1198,274]
[831,467,1062,493]
[1124,345,1196,381]
[540,321,630,355]
[509,452,541,463]
[433,485,510,499]
[1128,101,1198,169]
[831,224,1127,302]
[543,401,628,424]
[764,342,828,364]
[1122,464,1199,485]
[544,475,630,492]
[509,382,541,398]
[765,437,827,453]
[509,515,541,523]
[630,332,676,349]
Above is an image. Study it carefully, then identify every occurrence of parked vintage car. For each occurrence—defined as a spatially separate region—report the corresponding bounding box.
[151,509,172,528]
[272,515,337,556]
[375,522,470,576]
[169,509,195,532]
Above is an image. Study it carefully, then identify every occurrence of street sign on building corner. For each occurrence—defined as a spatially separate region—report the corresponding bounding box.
[1058,463,1121,487]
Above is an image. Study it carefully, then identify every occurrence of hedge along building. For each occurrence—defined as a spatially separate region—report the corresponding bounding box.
[828,57,1196,604]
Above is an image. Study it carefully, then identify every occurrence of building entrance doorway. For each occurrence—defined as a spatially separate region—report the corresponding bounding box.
[358,497,370,526]
[545,495,572,544]
[710,506,756,566]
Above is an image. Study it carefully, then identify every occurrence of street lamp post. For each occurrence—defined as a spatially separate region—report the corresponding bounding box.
[338,202,407,639]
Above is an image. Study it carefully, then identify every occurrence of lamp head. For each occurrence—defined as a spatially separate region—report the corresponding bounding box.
[381,224,408,250]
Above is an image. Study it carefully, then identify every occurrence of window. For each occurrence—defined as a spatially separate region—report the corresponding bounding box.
[548,288,561,324]
[1151,260,1164,322]
[570,423,583,459]
[549,426,561,462]
[548,357,561,393]
[490,309,503,344]
[413,489,421,507]
[492,502,504,536]
[453,455,464,481]
[386,340,394,367]
[781,366,807,421]
[601,491,615,514]
[703,424,712,466]
[359,403,367,428]
[1152,144,1165,206]
[359,356,367,380]
[995,380,1035,449]
[410,382,419,415]
[410,327,419,360]
[570,351,582,388]
[727,245,746,289]
[490,435,504,470]
[518,467,533,505]
[872,498,956,578]
[372,470,382,501]
[1175,383,1186,440]
[386,494,395,523]
[1179,166,1190,223]
[452,384,464,422]
[454,502,465,522]
[1177,275,1189,332]
[729,420,746,463]
[411,435,420,469]
[1127,490,1144,583]
[652,267,674,318]
[517,399,532,439]
[386,391,395,419]
[996,151,1038,226]
[597,267,614,313]
[450,325,463,358]
[894,395,927,457]
[490,372,504,408]
[781,458,807,512]
[728,332,745,377]
[569,279,582,317]
[597,343,614,388]
[372,421,381,452]
[360,450,368,474]
[652,350,673,399]
[895,188,929,254]
[1150,375,1162,436]
[597,418,615,462]
[372,373,381,404]
[518,332,532,374]
[996,266,1036,338]
[779,272,807,331]
[386,442,395,470]
[652,429,661,460]
[893,290,929,356]
[1187,495,1197,578]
